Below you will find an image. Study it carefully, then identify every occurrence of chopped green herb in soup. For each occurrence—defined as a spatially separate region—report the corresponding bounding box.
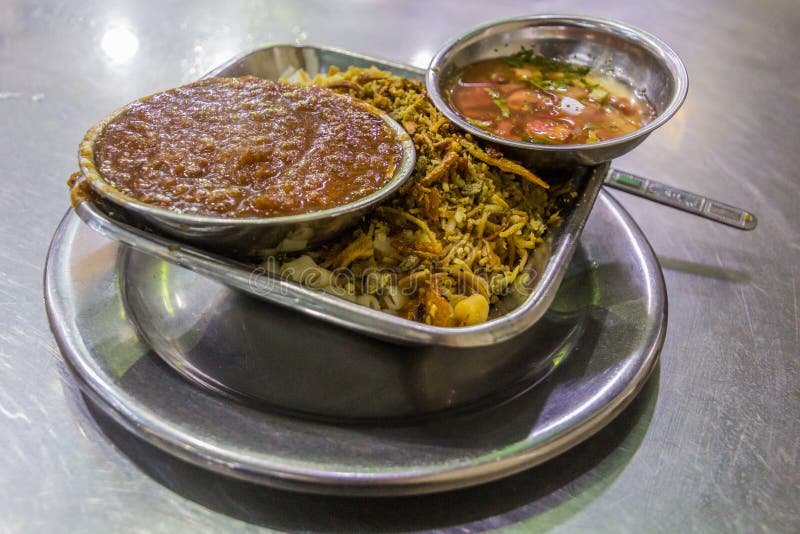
[446,50,656,145]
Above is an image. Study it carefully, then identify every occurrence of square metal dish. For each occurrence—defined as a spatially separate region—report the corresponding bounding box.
[74,44,607,348]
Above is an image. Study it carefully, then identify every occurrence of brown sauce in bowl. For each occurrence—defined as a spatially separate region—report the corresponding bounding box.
[92,76,403,218]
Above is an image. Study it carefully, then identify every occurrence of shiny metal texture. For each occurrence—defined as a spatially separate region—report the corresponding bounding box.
[75,90,416,258]
[73,46,610,348]
[45,191,665,494]
[426,14,689,169]
[3,0,799,531]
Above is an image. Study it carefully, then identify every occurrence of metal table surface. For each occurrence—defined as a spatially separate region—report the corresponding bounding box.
[1,0,797,531]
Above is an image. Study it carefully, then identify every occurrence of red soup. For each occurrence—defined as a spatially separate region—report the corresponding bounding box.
[446,50,656,145]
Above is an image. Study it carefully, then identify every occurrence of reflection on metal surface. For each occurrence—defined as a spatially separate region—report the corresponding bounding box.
[290,25,307,43]
[159,262,174,316]
[187,42,240,81]
[101,25,139,62]
[409,48,434,68]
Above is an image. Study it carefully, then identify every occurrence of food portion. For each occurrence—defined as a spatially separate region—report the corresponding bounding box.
[267,66,576,327]
[76,66,576,327]
[92,76,403,218]
[445,49,656,145]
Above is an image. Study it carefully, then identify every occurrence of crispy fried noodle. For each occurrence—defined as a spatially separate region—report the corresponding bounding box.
[264,66,574,327]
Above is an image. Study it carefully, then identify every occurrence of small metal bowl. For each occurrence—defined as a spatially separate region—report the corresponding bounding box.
[76,94,416,258]
[426,14,688,169]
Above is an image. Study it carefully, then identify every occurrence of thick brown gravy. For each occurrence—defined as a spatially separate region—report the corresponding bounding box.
[93,76,402,218]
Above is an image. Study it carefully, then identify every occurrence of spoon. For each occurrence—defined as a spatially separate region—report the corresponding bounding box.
[604,169,757,230]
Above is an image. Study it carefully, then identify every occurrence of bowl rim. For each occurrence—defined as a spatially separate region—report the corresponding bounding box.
[425,13,689,153]
[77,82,416,227]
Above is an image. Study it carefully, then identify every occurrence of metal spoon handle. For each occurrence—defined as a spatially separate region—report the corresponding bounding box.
[604,169,757,230]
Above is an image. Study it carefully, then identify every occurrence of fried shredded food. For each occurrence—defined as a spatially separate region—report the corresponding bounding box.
[269,65,574,326]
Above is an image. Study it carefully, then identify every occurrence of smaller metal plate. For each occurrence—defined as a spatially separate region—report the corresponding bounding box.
[45,192,666,496]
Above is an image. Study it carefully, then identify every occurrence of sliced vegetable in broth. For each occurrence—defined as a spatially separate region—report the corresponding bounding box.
[446,49,656,145]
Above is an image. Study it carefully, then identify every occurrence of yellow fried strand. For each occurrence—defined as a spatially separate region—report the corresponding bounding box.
[459,139,549,189]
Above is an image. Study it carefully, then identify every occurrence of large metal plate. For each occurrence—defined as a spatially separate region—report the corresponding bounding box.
[44,191,666,496]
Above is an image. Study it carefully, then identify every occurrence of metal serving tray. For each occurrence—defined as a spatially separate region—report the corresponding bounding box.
[74,44,608,349]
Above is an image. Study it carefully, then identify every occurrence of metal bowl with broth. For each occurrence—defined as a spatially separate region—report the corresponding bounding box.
[426,14,689,169]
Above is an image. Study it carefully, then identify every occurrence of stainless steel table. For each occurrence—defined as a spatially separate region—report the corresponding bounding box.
[2,0,798,531]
